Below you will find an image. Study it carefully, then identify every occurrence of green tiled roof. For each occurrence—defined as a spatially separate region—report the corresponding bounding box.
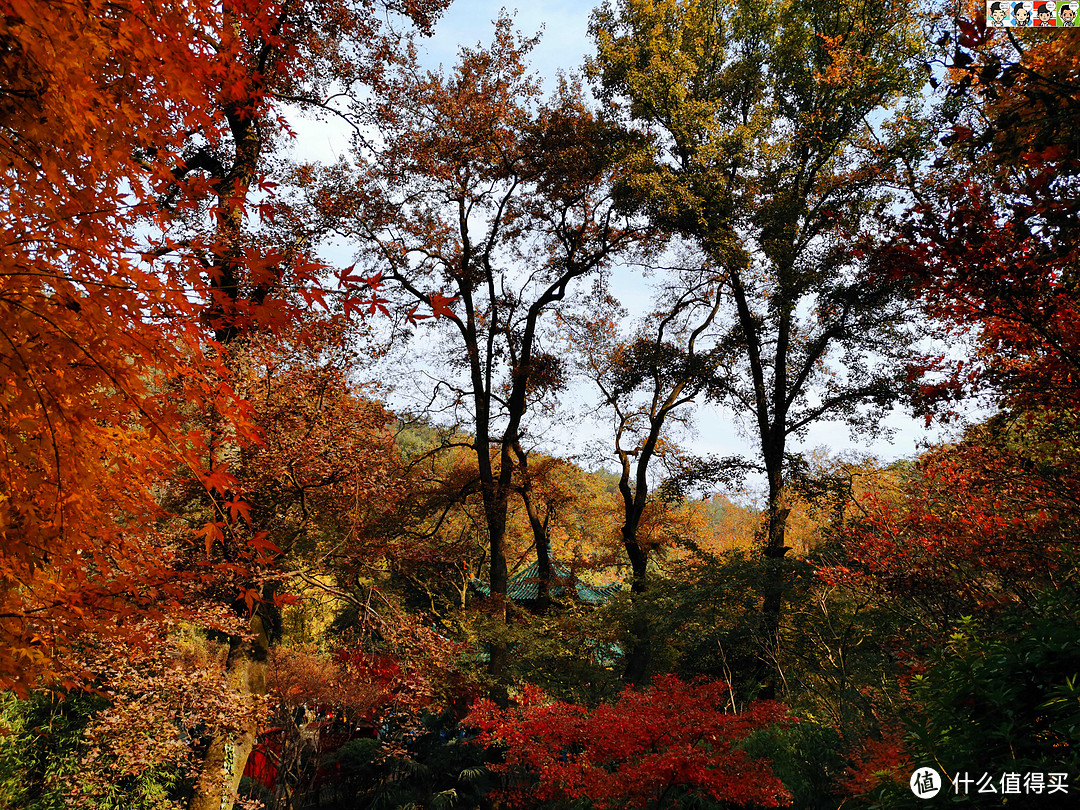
[470,560,622,604]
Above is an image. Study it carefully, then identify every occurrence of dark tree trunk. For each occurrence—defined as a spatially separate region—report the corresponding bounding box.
[518,471,552,610]
[534,510,552,611]
[758,448,791,699]
[621,528,651,687]
[192,74,277,807]
[481,478,511,696]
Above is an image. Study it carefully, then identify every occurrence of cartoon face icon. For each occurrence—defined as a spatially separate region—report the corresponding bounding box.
[990,0,1009,21]
[1062,2,1078,23]
[1014,2,1032,22]
[1036,2,1055,20]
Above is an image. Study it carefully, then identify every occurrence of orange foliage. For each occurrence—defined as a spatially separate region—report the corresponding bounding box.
[0,0,446,692]
[0,0,239,693]
[699,494,758,554]
[637,499,712,556]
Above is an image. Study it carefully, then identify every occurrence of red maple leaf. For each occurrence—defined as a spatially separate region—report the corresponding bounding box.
[428,292,458,320]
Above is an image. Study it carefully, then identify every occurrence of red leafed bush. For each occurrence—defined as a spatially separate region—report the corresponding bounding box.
[841,726,911,799]
[467,674,792,809]
[818,422,1080,621]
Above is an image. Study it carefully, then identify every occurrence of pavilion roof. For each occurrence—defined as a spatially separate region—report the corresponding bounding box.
[469,560,622,604]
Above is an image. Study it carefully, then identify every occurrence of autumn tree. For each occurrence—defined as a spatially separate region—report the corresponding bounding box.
[2,3,451,809]
[512,447,622,609]
[868,0,1080,642]
[588,0,925,683]
[0,0,257,694]
[513,445,560,609]
[794,28,1080,795]
[570,267,725,684]
[822,414,1080,634]
[700,493,759,553]
[167,314,406,644]
[377,440,496,614]
[845,8,1080,692]
[0,623,266,809]
[308,18,651,683]
[162,0,452,345]
[220,321,401,563]
[813,410,1080,806]
[154,0,454,803]
[877,18,1080,419]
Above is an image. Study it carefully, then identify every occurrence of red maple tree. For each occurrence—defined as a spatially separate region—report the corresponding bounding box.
[0,0,242,692]
[0,0,448,694]
[819,415,1080,633]
[468,674,792,809]
[876,18,1080,418]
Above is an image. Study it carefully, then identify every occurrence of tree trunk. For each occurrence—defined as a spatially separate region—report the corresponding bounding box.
[519,478,552,610]
[758,454,791,699]
[190,613,270,810]
[761,506,791,626]
[482,481,511,705]
[536,513,552,607]
[621,527,650,687]
[188,42,273,806]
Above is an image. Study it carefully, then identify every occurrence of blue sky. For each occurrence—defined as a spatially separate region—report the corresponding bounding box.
[418,1,595,80]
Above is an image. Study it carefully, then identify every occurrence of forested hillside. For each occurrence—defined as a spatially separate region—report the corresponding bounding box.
[2,0,1079,807]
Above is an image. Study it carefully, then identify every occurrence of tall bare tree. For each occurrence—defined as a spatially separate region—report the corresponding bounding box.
[309,18,651,685]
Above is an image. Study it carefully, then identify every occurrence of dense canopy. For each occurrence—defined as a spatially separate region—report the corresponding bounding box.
[2,1,1079,808]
